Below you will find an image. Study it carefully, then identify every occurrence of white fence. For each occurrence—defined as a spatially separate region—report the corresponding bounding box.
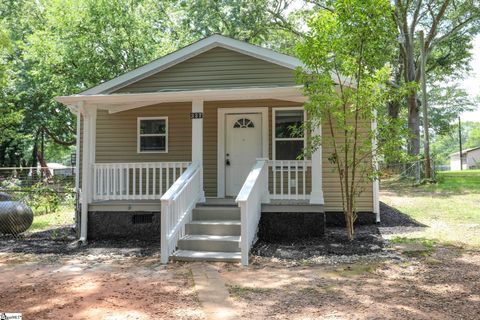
[160,162,202,264]
[268,160,312,200]
[236,158,269,266]
[93,162,190,201]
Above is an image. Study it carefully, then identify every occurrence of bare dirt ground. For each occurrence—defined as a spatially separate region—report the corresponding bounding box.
[0,252,204,320]
[1,244,479,319]
[221,246,480,319]
[1,203,479,320]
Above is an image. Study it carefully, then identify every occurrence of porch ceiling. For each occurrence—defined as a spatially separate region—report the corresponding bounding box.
[56,86,307,114]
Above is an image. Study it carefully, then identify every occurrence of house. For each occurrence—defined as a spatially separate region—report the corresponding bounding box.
[55,35,379,265]
[450,146,480,170]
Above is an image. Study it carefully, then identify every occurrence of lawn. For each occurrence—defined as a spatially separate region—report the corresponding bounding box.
[381,170,480,248]
[29,205,75,232]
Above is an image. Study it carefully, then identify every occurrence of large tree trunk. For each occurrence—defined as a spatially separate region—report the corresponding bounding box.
[407,92,421,155]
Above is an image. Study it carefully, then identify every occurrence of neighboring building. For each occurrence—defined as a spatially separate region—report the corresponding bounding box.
[56,35,379,265]
[29,163,74,177]
[450,146,480,171]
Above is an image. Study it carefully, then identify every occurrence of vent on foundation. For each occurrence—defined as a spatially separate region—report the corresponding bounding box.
[132,213,153,224]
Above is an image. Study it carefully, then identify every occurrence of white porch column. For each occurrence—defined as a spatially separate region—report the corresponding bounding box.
[192,99,206,202]
[310,124,324,204]
[79,103,96,241]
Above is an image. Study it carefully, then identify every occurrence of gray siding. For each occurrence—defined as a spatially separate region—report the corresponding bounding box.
[114,47,296,93]
[95,103,192,163]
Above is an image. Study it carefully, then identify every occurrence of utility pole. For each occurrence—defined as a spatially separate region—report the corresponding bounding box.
[419,30,432,179]
[459,117,463,171]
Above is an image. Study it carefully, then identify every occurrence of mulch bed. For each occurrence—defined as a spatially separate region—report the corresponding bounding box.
[252,202,423,260]
[1,202,420,260]
[379,201,425,227]
[252,225,384,259]
[0,226,159,257]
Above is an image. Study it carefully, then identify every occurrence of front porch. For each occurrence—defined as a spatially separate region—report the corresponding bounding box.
[69,85,326,266]
[85,156,324,265]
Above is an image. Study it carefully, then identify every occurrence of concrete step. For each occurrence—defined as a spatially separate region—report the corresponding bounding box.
[177,235,241,252]
[192,206,240,221]
[186,220,241,236]
[171,250,241,262]
[199,198,237,206]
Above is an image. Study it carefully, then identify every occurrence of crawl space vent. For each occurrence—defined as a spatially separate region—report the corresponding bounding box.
[132,214,153,224]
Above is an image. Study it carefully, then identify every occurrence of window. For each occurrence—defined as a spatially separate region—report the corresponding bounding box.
[233,118,255,128]
[273,109,305,160]
[137,117,168,153]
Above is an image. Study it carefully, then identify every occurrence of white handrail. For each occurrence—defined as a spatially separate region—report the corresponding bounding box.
[160,162,202,264]
[93,162,190,201]
[236,158,269,266]
[268,160,312,200]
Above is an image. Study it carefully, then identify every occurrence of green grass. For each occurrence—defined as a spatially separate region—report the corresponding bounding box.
[29,205,74,232]
[228,285,273,299]
[382,170,480,248]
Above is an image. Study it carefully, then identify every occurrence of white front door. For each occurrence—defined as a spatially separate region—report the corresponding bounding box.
[225,113,263,196]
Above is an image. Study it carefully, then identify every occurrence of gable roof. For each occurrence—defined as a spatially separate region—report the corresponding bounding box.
[81,34,303,95]
[450,146,480,156]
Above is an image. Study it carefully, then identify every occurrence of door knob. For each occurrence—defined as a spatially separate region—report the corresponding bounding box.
[226,159,231,166]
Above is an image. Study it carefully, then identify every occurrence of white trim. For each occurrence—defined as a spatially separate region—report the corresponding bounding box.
[192,100,206,202]
[310,123,324,205]
[56,86,306,109]
[80,35,303,95]
[271,107,306,161]
[372,111,380,222]
[75,108,81,192]
[137,117,168,153]
[80,103,96,241]
[217,107,268,198]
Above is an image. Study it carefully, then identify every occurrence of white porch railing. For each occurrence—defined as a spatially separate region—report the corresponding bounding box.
[93,162,190,201]
[268,160,312,200]
[236,158,269,266]
[160,162,202,264]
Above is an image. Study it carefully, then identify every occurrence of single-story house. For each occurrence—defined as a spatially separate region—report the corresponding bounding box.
[56,35,379,265]
[450,146,480,170]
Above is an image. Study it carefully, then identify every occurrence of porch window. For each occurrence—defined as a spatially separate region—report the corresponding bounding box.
[273,109,305,160]
[137,117,168,153]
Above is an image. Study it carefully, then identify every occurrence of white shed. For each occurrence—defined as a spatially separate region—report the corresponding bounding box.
[450,146,480,170]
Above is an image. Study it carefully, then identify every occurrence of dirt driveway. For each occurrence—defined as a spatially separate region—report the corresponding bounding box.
[1,244,479,320]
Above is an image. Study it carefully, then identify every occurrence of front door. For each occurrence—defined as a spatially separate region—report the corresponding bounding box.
[225,113,263,196]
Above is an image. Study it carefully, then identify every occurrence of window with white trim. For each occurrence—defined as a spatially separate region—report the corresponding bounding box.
[138,117,168,153]
[273,109,305,160]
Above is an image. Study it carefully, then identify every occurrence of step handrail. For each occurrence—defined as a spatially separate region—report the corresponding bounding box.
[160,162,202,263]
[236,158,269,266]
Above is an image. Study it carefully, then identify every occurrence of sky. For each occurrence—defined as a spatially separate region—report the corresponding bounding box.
[459,35,480,122]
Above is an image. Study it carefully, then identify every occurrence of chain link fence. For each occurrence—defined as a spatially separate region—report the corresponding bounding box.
[380,158,441,184]
[0,167,77,239]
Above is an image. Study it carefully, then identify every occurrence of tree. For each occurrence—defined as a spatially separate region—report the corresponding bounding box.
[0,0,176,167]
[297,0,401,240]
[176,0,303,54]
[393,0,480,157]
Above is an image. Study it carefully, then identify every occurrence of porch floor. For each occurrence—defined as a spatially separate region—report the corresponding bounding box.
[89,198,324,213]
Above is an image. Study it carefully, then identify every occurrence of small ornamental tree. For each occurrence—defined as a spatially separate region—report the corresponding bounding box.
[297,0,403,240]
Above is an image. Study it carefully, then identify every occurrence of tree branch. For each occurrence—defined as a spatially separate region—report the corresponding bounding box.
[41,126,75,146]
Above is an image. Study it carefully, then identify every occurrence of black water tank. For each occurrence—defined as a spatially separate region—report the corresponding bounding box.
[0,201,34,235]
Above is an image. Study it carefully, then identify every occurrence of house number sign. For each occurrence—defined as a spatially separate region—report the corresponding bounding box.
[190,112,203,119]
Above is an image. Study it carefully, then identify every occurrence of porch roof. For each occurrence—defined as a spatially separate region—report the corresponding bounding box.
[55,85,307,114]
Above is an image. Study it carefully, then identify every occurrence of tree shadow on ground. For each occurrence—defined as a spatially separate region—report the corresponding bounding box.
[224,246,480,320]
[0,258,202,320]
